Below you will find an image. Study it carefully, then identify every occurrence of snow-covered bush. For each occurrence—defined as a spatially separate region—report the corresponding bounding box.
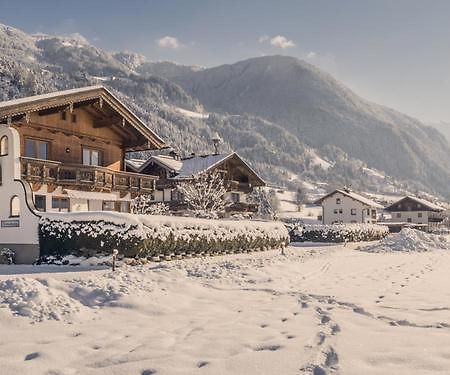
[0,248,15,264]
[131,195,169,215]
[289,223,389,243]
[39,212,289,260]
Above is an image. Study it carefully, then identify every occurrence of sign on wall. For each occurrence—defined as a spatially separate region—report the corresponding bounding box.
[1,219,20,228]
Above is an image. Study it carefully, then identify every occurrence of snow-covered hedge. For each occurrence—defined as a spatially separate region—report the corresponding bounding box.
[289,223,389,243]
[39,212,289,260]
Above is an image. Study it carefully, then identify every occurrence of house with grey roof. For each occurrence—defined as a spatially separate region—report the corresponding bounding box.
[126,151,265,214]
[384,196,445,231]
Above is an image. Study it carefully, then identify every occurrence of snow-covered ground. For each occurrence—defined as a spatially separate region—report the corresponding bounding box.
[276,189,321,222]
[2,236,450,374]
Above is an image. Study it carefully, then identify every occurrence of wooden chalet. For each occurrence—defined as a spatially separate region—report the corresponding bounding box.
[126,152,265,213]
[0,85,165,213]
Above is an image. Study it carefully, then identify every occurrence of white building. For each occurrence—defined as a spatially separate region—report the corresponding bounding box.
[384,196,445,231]
[314,189,383,225]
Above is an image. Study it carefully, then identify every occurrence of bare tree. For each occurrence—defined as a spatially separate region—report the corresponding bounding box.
[177,171,231,216]
[296,186,307,211]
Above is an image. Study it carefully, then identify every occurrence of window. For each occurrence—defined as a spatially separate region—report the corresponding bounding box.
[52,197,69,212]
[0,136,8,156]
[0,164,2,186]
[102,201,115,211]
[231,192,240,203]
[396,213,401,218]
[371,210,377,219]
[351,220,357,223]
[34,195,46,212]
[83,148,100,166]
[10,196,20,217]
[351,208,357,215]
[24,138,48,159]
[333,209,338,214]
[407,218,412,223]
[60,111,66,121]
[71,113,77,123]
[336,198,341,204]
[418,212,423,218]
[339,209,343,214]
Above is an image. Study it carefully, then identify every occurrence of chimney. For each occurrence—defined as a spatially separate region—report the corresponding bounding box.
[211,132,222,155]
[168,148,180,160]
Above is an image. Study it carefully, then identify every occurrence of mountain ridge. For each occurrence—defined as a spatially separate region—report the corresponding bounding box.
[0,23,448,198]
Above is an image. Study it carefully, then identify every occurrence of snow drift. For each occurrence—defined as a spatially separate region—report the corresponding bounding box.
[359,228,450,253]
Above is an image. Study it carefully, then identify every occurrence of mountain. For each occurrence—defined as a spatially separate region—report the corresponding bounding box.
[429,122,450,142]
[141,55,450,198]
[0,23,448,198]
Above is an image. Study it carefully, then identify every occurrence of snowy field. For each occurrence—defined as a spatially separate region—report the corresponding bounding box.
[2,235,450,374]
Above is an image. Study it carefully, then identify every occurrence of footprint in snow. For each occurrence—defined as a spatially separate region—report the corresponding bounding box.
[24,352,40,361]
[141,370,157,375]
[197,361,209,368]
[254,344,282,352]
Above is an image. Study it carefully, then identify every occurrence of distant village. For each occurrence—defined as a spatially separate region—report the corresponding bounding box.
[0,86,448,263]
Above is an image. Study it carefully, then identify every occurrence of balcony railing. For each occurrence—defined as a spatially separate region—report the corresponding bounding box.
[20,157,156,193]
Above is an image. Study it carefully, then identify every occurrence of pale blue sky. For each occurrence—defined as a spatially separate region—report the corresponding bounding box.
[1,0,450,123]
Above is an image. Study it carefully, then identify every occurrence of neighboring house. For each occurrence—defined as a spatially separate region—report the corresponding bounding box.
[0,85,165,262]
[314,188,383,224]
[126,151,265,213]
[384,196,445,231]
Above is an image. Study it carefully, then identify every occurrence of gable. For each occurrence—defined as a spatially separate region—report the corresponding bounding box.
[0,86,165,151]
[385,196,443,212]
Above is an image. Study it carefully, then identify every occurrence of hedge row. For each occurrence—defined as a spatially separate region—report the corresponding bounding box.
[289,223,389,243]
[39,212,289,260]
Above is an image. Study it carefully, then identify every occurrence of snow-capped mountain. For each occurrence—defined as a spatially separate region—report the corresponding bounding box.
[0,23,448,198]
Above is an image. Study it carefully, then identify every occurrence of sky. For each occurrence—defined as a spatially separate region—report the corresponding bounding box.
[1,0,450,124]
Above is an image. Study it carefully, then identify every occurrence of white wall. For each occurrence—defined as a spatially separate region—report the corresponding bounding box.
[389,211,429,224]
[0,126,40,263]
[321,192,377,224]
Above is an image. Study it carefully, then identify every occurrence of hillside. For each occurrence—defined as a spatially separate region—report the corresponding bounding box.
[0,23,447,198]
[142,55,450,198]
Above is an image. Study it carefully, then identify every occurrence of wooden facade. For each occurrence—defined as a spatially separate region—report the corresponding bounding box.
[0,86,165,212]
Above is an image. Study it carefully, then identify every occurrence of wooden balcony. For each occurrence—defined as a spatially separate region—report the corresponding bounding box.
[20,157,156,193]
[225,180,253,193]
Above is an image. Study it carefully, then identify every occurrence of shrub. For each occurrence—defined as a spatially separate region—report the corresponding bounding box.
[289,223,389,243]
[0,248,15,264]
[39,212,289,259]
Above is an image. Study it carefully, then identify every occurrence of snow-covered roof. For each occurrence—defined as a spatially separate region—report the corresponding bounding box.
[384,196,444,212]
[125,158,146,172]
[314,189,384,209]
[126,152,265,185]
[0,85,165,150]
[176,153,231,178]
[0,85,104,110]
[152,155,184,173]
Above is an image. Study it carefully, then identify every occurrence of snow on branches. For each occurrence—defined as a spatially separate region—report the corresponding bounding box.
[177,171,231,216]
[248,187,279,220]
[131,195,169,215]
